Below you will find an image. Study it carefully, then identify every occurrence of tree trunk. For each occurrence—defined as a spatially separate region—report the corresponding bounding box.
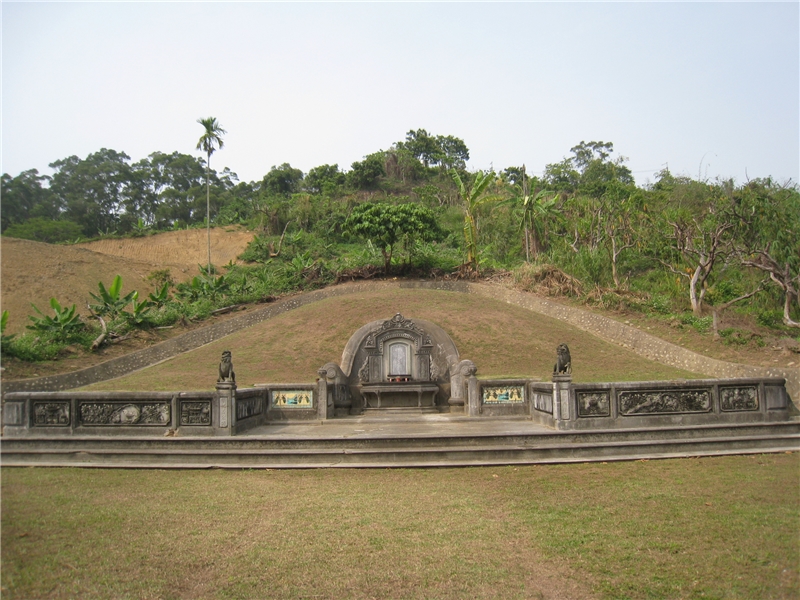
[206,153,211,272]
[689,266,703,316]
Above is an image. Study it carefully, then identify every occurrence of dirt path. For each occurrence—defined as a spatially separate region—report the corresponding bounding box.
[1,228,253,334]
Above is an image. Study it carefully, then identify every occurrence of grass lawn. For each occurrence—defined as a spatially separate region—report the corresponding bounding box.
[2,453,797,599]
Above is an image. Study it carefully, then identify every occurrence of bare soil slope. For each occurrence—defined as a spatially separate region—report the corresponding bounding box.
[1,228,253,334]
[74,227,252,269]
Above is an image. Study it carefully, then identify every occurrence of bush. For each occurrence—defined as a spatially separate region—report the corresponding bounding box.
[2,328,96,362]
[4,218,84,244]
[757,309,784,329]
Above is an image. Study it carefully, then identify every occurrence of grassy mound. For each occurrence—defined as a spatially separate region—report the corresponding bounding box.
[86,287,701,391]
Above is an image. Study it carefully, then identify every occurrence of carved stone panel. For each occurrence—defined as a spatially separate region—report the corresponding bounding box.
[181,400,212,425]
[32,401,70,427]
[531,392,553,414]
[482,386,525,404]
[577,391,611,417]
[720,386,759,412]
[79,403,170,426]
[618,389,711,416]
[236,396,262,420]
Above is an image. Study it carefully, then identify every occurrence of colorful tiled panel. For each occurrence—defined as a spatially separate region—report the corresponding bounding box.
[271,390,314,409]
[482,386,525,404]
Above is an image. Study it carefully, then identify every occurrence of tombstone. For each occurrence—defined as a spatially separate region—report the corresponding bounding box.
[332,313,466,414]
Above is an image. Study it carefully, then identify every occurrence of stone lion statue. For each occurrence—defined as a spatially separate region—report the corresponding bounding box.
[553,343,572,375]
[218,350,236,383]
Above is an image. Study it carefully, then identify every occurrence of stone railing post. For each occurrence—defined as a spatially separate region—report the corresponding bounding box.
[467,373,480,417]
[552,374,573,426]
[449,359,476,414]
[316,375,329,420]
[215,381,236,435]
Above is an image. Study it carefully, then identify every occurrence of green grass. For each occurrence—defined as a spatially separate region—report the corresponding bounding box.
[2,454,798,599]
[84,287,701,391]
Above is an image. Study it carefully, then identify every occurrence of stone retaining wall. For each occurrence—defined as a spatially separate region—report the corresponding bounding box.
[2,280,797,404]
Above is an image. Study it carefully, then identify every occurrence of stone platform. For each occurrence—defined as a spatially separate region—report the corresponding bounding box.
[2,415,798,469]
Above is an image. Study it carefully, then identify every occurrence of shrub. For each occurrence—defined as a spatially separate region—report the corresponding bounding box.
[3,218,83,244]
[89,275,137,318]
[27,298,85,339]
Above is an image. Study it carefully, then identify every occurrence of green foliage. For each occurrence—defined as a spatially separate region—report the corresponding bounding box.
[89,275,137,318]
[2,332,68,361]
[347,153,386,190]
[148,282,171,308]
[1,169,60,232]
[27,298,84,338]
[262,163,304,196]
[344,202,442,273]
[450,169,502,271]
[304,164,345,195]
[175,269,229,302]
[3,218,84,244]
[678,313,712,334]
[1,310,15,346]
[400,129,469,170]
[128,294,152,325]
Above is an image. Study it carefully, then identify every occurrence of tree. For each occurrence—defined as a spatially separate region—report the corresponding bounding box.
[344,202,442,273]
[304,164,345,194]
[1,169,59,232]
[347,153,386,190]
[450,169,501,271]
[401,129,470,171]
[49,149,133,237]
[403,129,442,168]
[737,179,800,327]
[196,117,226,271]
[543,141,633,196]
[436,135,470,171]
[599,181,644,287]
[657,194,737,316]
[262,163,304,196]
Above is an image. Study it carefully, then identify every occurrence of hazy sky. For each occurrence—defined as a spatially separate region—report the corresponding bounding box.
[3,2,798,186]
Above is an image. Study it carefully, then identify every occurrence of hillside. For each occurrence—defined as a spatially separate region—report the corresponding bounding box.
[0,228,254,334]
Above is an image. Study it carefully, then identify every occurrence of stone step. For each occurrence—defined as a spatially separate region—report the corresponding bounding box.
[2,430,797,468]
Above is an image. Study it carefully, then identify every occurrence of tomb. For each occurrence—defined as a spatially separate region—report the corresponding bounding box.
[334,313,462,414]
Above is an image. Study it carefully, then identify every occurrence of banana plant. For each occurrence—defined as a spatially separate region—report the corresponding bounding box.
[1,310,15,345]
[450,169,502,272]
[128,293,152,325]
[89,275,137,319]
[148,282,171,307]
[27,298,84,337]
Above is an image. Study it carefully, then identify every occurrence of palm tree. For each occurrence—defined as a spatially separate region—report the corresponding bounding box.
[196,117,226,271]
[450,169,500,272]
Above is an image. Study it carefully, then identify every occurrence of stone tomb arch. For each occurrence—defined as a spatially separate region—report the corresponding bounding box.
[338,313,462,413]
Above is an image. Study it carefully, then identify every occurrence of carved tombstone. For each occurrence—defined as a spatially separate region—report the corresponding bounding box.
[339,313,463,413]
[218,350,236,383]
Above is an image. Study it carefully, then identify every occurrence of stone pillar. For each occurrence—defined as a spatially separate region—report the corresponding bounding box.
[449,359,476,414]
[215,381,236,435]
[316,376,329,420]
[552,374,572,425]
[467,373,480,417]
[318,363,352,417]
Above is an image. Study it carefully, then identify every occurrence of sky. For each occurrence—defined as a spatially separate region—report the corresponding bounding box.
[2,2,798,187]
